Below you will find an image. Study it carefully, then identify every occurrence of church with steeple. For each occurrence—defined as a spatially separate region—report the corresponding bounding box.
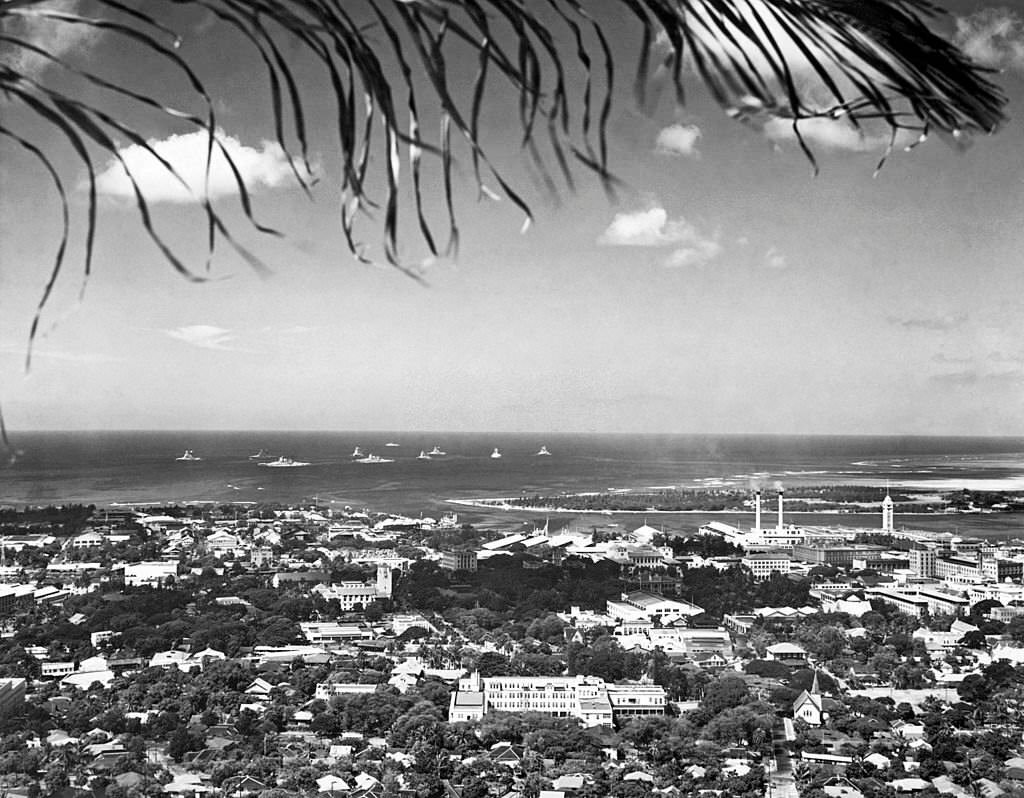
[792,671,824,727]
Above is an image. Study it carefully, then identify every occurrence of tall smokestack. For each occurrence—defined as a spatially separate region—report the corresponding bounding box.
[777,489,784,533]
[754,490,762,532]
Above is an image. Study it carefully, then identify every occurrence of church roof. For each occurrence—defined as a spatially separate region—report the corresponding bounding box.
[793,689,823,713]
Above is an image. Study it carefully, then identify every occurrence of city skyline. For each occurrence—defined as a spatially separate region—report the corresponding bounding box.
[2,1,1023,436]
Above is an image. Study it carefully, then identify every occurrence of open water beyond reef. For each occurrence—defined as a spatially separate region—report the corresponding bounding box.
[1,433,1023,536]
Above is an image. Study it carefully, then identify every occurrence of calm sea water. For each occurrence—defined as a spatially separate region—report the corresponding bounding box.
[2,432,1024,515]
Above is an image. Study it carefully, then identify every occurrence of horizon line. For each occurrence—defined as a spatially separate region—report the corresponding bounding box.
[7,428,1024,441]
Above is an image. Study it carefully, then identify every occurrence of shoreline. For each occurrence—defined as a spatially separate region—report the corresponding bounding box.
[444,498,1009,518]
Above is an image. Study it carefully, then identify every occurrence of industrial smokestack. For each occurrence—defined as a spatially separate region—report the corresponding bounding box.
[754,490,762,532]
[777,489,784,533]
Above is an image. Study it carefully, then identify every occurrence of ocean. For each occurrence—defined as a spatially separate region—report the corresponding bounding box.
[2,433,1024,524]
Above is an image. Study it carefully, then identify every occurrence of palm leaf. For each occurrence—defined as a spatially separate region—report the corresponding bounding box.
[0,0,1008,455]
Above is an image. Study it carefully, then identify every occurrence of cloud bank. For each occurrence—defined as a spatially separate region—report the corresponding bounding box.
[598,206,721,268]
[953,8,1024,72]
[164,325,236,350]
[0,0,100,80]
[763,117,896,152]
[96,130,302,203]
[931,369,1024,387]
[888,314,968,332]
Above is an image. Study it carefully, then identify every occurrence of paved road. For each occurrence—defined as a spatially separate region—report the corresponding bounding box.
[767,719,800,798]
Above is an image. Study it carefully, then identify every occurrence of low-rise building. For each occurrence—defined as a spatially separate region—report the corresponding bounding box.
[766,642,810,665]
[299,622,372,646]
[122,561,178,587]
[314,682,379,701]
[606,591,703,622]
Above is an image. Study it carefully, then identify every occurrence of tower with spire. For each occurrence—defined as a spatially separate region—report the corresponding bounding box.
[882,483,895,533]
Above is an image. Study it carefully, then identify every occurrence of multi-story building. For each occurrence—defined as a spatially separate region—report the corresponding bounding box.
[440,550,478,572]
[908,548,937,577]
[0,678,26,716]
[644,627,733,657]
[934,554,1023,584]
[966,582,1024,606]
[605,544,673,569]
[309,563,393,610]
[0,584,36,615]
[70,531,105,549]
[448,672,666,727]
[605,684,668,719]
[741,552,793,581]
[864,587,969,617]
[791,544,887,568]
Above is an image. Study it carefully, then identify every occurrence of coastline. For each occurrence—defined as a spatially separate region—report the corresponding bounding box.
[445,497,1013,518]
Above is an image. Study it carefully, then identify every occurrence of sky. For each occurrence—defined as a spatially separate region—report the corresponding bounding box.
[1,0,1023,435]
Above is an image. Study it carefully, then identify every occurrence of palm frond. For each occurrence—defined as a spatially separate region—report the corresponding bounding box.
[0,0,1008,352]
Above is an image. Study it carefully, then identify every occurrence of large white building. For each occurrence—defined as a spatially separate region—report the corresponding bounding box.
[605,591,703,623]
[299,622,373,646]
[741,552,794,581]
[122,561,178,587]
[864,587,970,617]
[311,564,393,610]
[448,672,666,727]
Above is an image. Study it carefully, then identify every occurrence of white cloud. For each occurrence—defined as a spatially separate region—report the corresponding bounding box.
[664,239,723,268]
[598,207,675,247]
[164,325,236,350]
[598,206,722,268]
[658,1,939,158]
[764,117,868,151]
[761,116,918,153]
[655,124,702,157]
[1,1,100,80]
[95,130,303,203]
[0,342,122,364]
[953,8,1024,72]
[764,247,787,270]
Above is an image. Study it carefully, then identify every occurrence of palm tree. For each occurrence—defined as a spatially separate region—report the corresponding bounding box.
[0,1,1009,444]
